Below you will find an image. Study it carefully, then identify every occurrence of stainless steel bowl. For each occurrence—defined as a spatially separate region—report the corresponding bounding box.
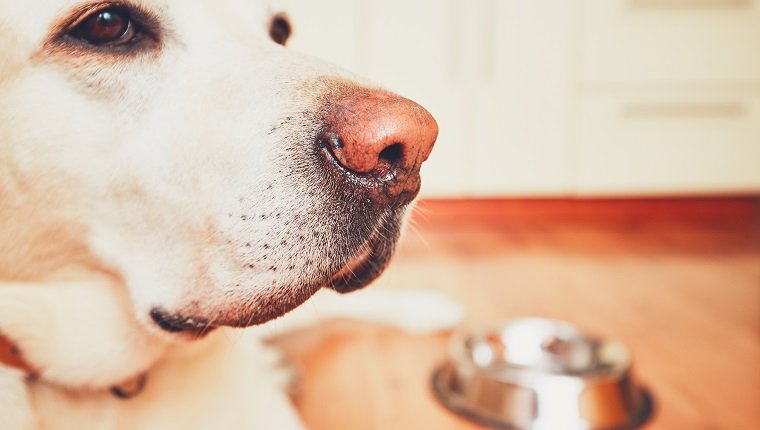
[432,318,653,430]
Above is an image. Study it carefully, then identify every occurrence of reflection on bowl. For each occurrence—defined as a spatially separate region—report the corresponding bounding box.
[432,318,653,430]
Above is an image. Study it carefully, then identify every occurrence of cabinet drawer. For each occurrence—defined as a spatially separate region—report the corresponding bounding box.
[581,0,760,83]
[577,95,760,194]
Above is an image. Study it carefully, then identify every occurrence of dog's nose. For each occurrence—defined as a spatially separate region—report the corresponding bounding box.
[319,89,438,206]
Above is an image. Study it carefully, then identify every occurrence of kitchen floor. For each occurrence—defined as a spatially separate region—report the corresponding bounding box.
[276,198,760,430]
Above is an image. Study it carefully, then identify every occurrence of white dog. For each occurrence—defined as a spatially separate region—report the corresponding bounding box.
[0,1,461,428]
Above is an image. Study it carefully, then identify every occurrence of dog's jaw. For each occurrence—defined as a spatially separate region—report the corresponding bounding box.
[133,204,407,338]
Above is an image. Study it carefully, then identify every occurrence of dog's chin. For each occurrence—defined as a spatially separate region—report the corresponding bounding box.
[148,232,397,340]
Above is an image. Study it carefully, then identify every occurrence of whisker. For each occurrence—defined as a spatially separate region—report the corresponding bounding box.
[407,222,432,251]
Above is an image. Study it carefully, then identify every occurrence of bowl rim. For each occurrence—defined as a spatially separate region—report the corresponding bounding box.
[431,364,655,430]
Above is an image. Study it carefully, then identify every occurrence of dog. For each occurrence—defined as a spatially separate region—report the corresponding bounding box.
[0,1,463,428]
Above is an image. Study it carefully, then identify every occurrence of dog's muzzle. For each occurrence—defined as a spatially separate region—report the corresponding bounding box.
[149,85,438,337]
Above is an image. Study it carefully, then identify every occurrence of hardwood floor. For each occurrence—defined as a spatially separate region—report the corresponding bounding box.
[280,198,760,430]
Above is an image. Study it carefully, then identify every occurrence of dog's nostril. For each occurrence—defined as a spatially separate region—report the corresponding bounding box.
[378,143,404,167]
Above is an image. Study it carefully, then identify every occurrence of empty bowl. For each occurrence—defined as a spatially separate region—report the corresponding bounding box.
[432,318,653,430]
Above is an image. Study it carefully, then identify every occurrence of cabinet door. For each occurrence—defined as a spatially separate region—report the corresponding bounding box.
[469,0,575,196]
[577,93,760,195]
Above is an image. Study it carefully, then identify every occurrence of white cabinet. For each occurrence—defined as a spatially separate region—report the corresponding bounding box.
[281,0,760,197]
[578,0,760,195]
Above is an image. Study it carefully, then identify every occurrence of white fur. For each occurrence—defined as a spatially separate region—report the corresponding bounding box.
[4,283,461,430]
[0,0,458,428]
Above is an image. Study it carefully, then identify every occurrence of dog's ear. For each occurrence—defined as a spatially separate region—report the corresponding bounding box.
[269,13,291,46]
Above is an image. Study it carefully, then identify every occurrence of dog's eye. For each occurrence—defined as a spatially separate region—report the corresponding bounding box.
[71,7,136,45]
[269,14,291,46]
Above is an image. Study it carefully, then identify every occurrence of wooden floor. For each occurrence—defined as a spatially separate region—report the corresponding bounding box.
[280,198,760,430]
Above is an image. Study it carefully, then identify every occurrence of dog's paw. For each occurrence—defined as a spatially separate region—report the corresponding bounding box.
[374,291,464,335]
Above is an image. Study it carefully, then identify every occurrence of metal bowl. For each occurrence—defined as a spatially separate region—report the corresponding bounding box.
[432,318,653,430]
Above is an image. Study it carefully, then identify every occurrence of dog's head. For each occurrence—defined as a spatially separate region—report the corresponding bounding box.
[0,1,436,339]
